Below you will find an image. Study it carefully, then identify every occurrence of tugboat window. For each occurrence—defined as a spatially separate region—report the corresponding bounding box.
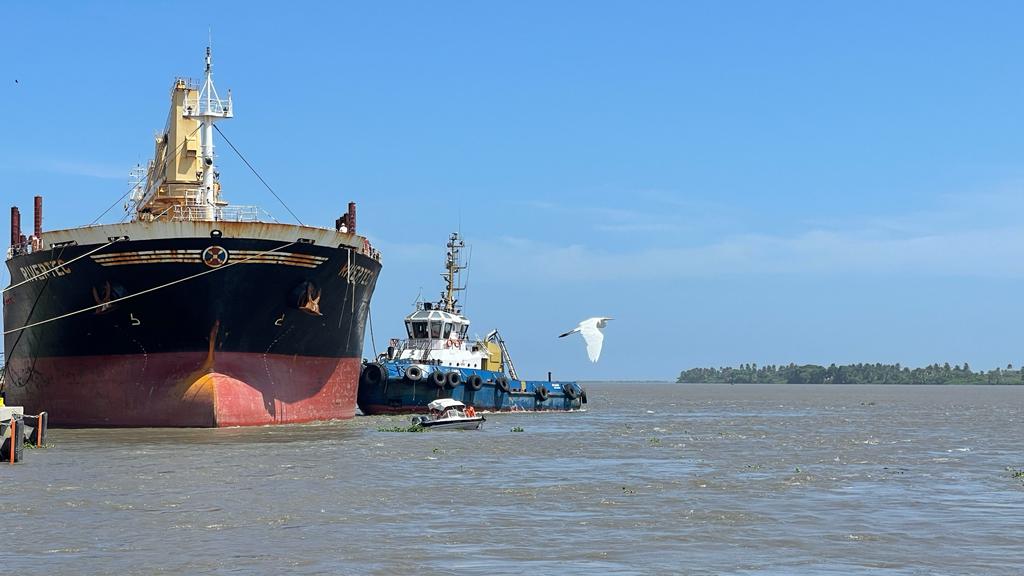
[443,323,453,338]
[429,322,442,339]
[405,321,414,338]
[412,322,428,339]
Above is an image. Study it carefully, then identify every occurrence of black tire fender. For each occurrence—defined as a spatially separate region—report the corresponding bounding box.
[361,362,387,386]
[466,374,484,391]
[563,382,580,399]
[405,365,423,382]
[445,371,462,389]
[495,376,510,393]
[535,386,550,401]
[430,370,447,388]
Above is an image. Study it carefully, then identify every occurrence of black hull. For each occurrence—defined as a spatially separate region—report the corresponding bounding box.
[3,232,381,426]
[4,236,379,359]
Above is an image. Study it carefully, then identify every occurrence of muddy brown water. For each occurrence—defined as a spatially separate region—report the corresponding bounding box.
[2,383,1022,575]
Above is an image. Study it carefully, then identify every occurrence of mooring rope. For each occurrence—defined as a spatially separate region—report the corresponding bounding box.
[3,241,298,336]
[0,243,69,390]
[90,125,202,226]
[3,239,121,294]
[214,125,304,226]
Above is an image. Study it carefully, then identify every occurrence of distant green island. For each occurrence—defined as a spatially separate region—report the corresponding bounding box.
[677,363,1024,385]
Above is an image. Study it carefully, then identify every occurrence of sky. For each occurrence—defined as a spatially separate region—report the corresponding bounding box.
[2,1,1024,380]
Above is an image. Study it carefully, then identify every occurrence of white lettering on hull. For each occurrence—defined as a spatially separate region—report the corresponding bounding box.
[338,264,374,286]
[19,259,71,282]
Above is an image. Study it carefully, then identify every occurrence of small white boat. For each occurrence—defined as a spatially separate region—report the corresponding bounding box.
[411,398,485,430]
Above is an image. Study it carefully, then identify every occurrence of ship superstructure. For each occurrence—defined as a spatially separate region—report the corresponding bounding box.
[2,49,381,427]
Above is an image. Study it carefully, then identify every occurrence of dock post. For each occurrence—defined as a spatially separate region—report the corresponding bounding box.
[6,419,22,463]
[35,412,47,448]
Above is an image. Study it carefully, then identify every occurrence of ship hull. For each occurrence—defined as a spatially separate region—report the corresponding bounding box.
[357,362,586,415]
[3,222,381,427]
[2,353,359,427]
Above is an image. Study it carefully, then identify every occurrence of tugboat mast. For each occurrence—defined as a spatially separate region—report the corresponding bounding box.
[440,232,465,313]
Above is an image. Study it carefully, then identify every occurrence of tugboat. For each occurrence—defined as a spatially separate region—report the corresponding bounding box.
[357,233,585,414]
[2,48,381,426]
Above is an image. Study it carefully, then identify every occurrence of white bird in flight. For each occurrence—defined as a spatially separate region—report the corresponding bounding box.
[559,317,613,362]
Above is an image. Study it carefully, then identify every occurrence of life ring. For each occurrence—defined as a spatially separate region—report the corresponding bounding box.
[430,370,446,388]
[445,371,462,389]
[495,376,510,393]
[445,338,462,349]
[534,386,550,401]
[466,374,483,391]
[404,365,423,382]
[563,382,580,399]
[361,363,386,386]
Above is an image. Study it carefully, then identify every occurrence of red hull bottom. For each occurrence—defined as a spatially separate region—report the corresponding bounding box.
[4,353,359,427]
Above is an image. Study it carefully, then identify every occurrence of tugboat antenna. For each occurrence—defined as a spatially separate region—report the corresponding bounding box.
[440,232,466,313]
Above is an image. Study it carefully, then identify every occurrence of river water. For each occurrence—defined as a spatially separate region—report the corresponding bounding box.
[2,383,1022,575]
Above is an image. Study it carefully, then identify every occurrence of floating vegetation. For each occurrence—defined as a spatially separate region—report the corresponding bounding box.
[621,486,636,495]
[1006,467,1024,485]
[511,427,524,432]
[377,425,425,433]
[648,437,661,445]
[23,443,54,450]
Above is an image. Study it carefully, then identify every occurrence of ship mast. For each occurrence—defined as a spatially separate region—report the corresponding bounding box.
[440,232,465,313]
[184,47,233,218]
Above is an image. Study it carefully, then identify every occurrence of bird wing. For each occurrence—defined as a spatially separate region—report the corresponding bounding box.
[558,327,580,338]
[579,323,604,363]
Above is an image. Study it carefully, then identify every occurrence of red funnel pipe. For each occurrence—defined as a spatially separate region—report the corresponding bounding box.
[34,195,42,238]
[347,202,356,235]
[11,206,20,247]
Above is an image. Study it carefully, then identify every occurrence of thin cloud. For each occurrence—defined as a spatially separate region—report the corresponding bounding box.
[474,189,1024,281]
[380,187,1024,281]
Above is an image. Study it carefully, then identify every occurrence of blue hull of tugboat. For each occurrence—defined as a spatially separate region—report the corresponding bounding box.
[357,361,586,415]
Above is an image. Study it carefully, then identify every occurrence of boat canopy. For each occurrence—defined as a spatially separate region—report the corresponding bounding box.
[427,398,465,411]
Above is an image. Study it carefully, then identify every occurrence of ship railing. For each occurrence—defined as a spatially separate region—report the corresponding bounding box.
[183,90,232,117]
[170,204,278,223]
[395,339,444,353]
[394,338,469,353]
[174,77,200,91]
[6,240,36,259]
[185,96,231,116]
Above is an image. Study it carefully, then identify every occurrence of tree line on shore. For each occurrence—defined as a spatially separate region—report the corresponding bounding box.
[677,362,1024,385]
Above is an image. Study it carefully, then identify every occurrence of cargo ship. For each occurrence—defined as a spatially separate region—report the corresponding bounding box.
[357,232,585,414]
[1,48,381,427]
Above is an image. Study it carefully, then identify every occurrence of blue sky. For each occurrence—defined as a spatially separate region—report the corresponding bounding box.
[3,1,1024,379]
